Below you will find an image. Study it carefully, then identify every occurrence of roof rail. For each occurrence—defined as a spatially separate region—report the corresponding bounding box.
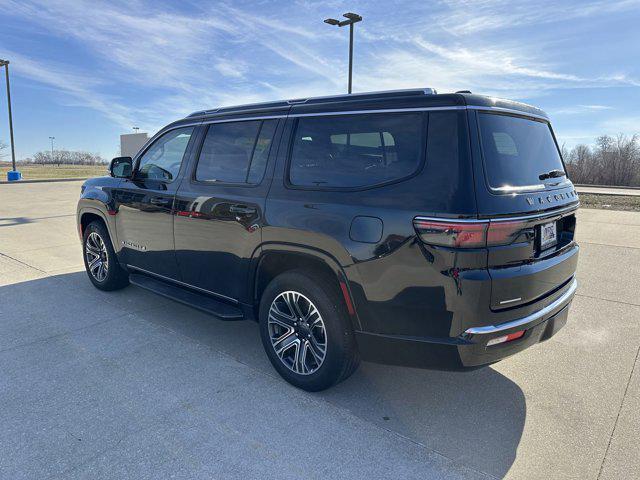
[186,87,438,118]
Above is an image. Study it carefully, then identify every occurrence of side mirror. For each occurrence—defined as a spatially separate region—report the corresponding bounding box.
[109,157,133,178]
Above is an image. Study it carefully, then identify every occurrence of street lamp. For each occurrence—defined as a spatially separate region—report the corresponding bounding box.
[133,126,140,133]
[324,12,363,94]
[0,59,19,181]
[49,136,55,164]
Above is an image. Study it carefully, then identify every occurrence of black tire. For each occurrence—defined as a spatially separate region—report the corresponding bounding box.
[259,270,360,391]
[82,220,129,291]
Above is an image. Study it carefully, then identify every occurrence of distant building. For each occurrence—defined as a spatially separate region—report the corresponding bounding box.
[120,133,149,158]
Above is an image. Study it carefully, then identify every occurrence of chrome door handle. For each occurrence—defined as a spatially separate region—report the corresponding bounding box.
[150,197,172,206]
[229,205,256,215]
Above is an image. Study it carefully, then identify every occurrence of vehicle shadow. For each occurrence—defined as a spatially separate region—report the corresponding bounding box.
[1,272,525,479]
[130,287,526,479]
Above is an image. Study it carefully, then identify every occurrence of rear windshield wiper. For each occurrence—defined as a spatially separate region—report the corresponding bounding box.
[539,169,566,180]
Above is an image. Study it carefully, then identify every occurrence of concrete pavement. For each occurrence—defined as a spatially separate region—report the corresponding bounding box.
[1,180,638,479]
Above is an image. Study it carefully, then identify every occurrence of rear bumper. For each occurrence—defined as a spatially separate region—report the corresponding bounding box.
[355,278,577,370]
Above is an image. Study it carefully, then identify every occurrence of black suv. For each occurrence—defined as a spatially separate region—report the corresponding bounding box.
[77,89,579,391]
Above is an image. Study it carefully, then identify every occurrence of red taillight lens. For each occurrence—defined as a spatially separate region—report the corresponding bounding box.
[414,218,529,248]
[486,220,528,246]
[413,220,488,248]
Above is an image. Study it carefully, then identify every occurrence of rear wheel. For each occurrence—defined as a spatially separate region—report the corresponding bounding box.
[83,221,129,291]
[259,270,360,391]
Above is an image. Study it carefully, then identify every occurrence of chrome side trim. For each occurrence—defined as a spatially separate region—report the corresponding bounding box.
[467,105,549,121]
[465,278,577,335]
[499,297,522,305]
[126,265,238,304]
[289,106,466,118]
[201,114,286,124]
[414,203,579,224]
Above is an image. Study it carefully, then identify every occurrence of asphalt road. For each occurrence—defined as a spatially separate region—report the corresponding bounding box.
[1,180,638,479]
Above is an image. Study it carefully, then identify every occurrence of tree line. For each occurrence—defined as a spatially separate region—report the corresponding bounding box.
[19,149,107,166]
[562,134,640,187]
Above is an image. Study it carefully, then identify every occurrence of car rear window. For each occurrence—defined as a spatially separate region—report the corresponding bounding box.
[289,113,423,188]
[478,113,565,191]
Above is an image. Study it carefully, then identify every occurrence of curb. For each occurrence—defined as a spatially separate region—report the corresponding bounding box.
[0,177,90,185]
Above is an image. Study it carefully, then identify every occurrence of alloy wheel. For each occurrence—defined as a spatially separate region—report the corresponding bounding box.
[268,291,327,375]
[85,232,109,282]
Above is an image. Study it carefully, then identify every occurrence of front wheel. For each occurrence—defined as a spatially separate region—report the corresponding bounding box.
[82,220,129,291]
[259,270,360,391]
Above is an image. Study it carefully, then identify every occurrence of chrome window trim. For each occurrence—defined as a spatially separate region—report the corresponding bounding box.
[464,278,577,335]
[288,106,466,118]
[414,203,579,224]
[201,114,286,124]
[126,265,238,304]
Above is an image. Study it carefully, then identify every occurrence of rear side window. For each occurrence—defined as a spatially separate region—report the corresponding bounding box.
[478,113,565,191]
[195,120,277,184]
[289,113,423,188]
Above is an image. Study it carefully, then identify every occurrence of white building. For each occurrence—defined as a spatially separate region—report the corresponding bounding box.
[120,133,149,158]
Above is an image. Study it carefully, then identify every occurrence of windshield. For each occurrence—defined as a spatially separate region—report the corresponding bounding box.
[478,112,565,192]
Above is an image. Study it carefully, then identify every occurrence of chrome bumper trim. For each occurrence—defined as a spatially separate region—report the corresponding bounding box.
[465,278,577,335]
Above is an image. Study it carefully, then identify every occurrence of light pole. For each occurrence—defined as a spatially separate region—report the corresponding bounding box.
[133,126,140,134]
[49,136,55,164]
[0,59,19,181]
[324,12,363,94]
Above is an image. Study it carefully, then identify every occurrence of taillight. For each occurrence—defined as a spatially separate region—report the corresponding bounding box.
[486,220,528,246]
[413,218,528,248]
[413,220,487,248]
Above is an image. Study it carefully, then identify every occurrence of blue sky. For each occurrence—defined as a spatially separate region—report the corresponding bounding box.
[0,0,639,160]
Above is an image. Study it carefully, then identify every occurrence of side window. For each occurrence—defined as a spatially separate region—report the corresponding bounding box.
[288,113,423,188]
[136,127,194,182]
[195,119,277,184]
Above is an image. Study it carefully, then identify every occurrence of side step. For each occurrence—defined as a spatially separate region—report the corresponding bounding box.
[129,273,244,320]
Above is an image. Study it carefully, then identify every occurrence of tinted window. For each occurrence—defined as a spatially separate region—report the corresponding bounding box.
[137,127,194,182]
[196,120,277,184]
[478,113,565,191]
[248,120,278,184]
[289,113,423,188]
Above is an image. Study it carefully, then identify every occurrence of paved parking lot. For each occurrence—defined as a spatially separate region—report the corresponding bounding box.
[1,180,638,479]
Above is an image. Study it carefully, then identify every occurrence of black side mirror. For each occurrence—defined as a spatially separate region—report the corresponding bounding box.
[109,157,133,178]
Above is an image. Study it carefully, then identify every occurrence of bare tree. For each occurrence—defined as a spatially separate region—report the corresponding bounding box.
[0,140,7,160]
[565,134,640,186]
[29,149,107,165]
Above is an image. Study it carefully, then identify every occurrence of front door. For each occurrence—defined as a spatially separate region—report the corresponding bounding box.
[174,118,280,302]
[114,126,196,279]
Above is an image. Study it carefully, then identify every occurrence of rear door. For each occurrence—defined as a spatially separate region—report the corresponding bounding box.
[468,109,579,309]
[173,118,282,302]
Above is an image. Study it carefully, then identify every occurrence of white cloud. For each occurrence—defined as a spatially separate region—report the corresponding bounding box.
[0,0,638,155]
[549,104,614,115]
[433,0,640,35]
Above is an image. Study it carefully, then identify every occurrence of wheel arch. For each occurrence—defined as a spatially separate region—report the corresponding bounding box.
[250,244,361,330]
[78,206,117,248]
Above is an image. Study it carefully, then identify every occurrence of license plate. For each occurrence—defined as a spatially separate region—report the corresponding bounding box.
[540,221,558,250]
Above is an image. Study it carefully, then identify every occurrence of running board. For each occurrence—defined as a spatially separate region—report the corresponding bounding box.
[129,273,244,320]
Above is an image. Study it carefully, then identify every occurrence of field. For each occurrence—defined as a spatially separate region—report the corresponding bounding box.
[578,193,640,212]
[0,162,107,180]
